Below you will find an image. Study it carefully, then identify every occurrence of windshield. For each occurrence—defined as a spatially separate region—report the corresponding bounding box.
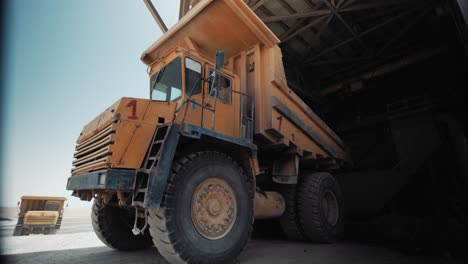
[150,57,182,101]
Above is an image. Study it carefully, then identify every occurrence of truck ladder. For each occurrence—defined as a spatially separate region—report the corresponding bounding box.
[132,124,171,207]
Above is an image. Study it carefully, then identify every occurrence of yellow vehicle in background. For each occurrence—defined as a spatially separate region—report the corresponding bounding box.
[13,196,66,236]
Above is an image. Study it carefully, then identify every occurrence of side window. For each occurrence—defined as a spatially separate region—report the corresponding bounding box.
[185,57,202,95]
[209,69,232,104]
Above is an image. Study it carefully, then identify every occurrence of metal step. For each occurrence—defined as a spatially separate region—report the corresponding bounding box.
[132,124,171,207]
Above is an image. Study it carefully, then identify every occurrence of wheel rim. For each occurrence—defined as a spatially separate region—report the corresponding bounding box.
[191,177,237,240]
[322,190,339,226]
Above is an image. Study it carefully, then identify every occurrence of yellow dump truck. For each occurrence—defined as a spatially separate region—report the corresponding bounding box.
[66,0,351,262]
[13,196,66,236]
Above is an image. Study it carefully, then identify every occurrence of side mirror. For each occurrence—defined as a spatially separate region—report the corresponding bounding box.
[215,50,225,70]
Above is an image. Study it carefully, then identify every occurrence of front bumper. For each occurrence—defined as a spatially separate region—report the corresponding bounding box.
[66,169,135,191]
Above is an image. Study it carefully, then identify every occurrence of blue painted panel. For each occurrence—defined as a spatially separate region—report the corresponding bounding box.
[181,124,257,150]
[66,169,135,190]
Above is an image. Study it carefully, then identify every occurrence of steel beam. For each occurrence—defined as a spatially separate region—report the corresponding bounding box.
[143,0,168,33]
[323,0,367,49]
[278,0,297,13]
[341,0,412,11]
[336,0,348,9]
[179,0,191,19]
[263,10,332,23]
[376,8,432,56]
[301,15,333,59]
[304,8,418,64]
[321,47,447,96]
[262,1,413,23]
[305,56,373,66]
[251,0,266,11]
[279,19,307,40]
[282,16,330,43]
[259,5,310,46]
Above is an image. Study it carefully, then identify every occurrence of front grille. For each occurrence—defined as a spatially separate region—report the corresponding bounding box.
[72,122,115,175]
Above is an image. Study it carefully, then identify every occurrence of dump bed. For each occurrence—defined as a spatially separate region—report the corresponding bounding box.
[142,0,350,162]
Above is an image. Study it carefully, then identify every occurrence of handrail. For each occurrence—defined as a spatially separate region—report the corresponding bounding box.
[172,79,255,143]
[233,90,254,142]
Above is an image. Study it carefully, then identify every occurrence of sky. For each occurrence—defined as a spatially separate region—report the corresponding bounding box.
[1,0,180,208]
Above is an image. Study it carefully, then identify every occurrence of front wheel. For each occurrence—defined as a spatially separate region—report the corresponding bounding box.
[91,200,154,250]
[148,151,254,264]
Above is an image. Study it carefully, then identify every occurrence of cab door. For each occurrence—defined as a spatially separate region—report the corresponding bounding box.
[202,65,239,139]
[181,56,204,127]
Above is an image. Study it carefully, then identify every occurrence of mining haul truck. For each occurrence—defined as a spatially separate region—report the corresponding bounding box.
[67,0,349,262]
[13,196,66,236]
[66,0,467,263]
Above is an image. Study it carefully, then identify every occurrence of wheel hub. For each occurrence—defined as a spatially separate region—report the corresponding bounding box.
[322,190,339,226]
[191,178,237,240]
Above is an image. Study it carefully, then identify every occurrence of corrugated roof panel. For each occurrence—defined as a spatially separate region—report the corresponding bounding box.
[284,0,314,13]
[243,0,436,87]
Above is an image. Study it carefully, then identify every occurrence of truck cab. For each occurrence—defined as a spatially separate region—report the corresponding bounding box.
[149,47,252,141]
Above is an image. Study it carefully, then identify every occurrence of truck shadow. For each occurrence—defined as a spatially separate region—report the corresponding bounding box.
[2,239,465,264]
[2,246,169,264]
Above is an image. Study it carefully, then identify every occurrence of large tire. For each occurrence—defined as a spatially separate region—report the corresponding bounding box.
[279,185,305,240]
[91,200,154,250]
[13,226,23,236]
[148,151,254,264]
[297,172,344,243]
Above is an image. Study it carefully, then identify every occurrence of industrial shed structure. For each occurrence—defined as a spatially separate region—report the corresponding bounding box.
[177,0,467,104]
[172,0,468,244]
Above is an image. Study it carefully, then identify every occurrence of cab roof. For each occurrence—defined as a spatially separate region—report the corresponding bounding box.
[141,0,279,66]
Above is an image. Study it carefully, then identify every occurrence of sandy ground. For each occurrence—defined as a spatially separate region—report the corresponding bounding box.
[0,207,462,263]
[0,207,92,237]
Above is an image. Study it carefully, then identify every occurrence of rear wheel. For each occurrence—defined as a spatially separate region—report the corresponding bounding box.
[148,151,254,264]
[279,185,305,240]
[91,200,153,250]
[297,172,344,243]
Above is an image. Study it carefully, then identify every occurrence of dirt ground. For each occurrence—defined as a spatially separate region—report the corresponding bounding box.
[0,207,464,264]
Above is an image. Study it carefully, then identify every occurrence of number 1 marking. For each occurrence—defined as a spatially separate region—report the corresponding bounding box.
[126,100,138,120]
[277,116,283,131]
